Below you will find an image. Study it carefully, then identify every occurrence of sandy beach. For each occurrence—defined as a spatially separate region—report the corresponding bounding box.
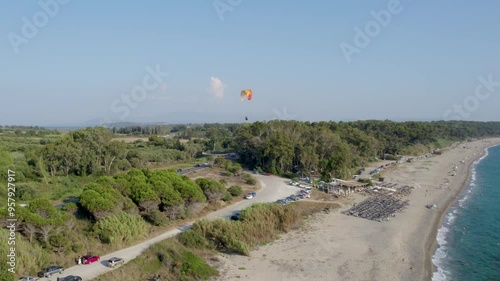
[216,138,500,281]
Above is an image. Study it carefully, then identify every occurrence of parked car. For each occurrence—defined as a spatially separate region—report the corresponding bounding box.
[82,255,100,264]
[107,257,125,268]
[37,266,64,278]
[18,276,38,281]
[59,276,82,281]
[245,192,256,199]
[230,212,240,221]
[276,199,286,205]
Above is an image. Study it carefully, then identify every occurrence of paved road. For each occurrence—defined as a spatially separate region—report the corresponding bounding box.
[38,174,297,281]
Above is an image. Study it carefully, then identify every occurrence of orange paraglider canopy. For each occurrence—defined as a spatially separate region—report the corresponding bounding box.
[240,89,253,101]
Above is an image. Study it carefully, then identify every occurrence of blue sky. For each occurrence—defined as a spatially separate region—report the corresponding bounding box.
[1,0,500,126]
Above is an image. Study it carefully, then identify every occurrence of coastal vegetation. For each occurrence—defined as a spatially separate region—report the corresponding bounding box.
[188,201,338,255]
[91,237,219,281]
[90,201,338,281]
[233,120,500,180]
[1,121,500,279]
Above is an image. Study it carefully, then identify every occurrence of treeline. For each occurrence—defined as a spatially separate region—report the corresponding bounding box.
[40,127,128,176]
[0,125,61,136]
[5,120,500,183]
[106,123,190,135]
[1,125,46,130]
[234,120,500,180]
[0,127,212,185]
[111,125,170,136]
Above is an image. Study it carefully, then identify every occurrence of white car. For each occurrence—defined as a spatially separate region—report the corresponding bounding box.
[245,192,256,199]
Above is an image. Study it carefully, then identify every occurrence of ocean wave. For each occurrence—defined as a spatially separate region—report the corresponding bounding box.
[432,145,494,281]
[474,146,490,164]
[446,212,456,224]
[432,225,452,281]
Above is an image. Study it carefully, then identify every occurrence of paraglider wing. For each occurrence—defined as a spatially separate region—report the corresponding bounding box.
[240,89,252,122]
[240,89,253,101]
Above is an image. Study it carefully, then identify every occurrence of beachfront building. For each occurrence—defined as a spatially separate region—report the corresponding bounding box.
[323,180,368,196]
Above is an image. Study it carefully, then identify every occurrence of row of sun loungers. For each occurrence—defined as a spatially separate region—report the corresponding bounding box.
[342,197,410,222]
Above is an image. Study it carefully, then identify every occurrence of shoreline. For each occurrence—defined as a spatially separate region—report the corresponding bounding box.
[425,142,500,280]
[216,138,500,281]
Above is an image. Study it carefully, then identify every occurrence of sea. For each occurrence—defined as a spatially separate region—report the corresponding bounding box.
[432,145,500,281]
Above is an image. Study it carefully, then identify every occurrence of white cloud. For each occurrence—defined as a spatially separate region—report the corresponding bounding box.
[209,76,226,99]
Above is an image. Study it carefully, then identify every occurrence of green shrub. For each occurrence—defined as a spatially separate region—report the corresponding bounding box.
[219,178,228,186]
[177,229,209,249]
[223,191,233,202]
[243,174,256,185]
[227,185,243,197]
[62,202,78,213]
[147,210,169,226]
[383,154,399,160]
[93,212,149,244]
[71,242,83,253]
[181,251,219,280]
[15,184,37,201]
[0,229,50,279]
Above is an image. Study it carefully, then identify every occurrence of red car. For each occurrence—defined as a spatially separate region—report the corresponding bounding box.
[82,255,100,264]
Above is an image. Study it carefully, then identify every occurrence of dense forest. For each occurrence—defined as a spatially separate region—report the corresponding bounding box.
[233,120,500,180]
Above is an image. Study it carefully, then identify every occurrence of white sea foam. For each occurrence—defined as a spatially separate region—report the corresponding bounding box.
[431,145,495,281]
[432,225,452,281]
